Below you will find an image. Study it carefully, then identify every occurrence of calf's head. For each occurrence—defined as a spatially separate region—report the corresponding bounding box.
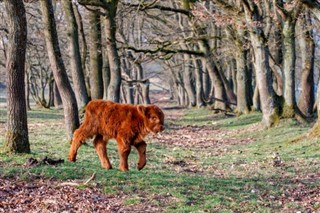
[137,105,165,134]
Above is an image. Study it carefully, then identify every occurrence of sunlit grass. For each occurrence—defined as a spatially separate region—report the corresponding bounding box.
[0,106,319,211]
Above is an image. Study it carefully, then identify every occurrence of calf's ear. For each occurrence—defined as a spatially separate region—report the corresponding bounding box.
[137,105,146,116]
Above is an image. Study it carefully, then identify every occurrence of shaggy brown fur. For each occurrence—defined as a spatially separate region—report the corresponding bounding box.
[68,100,165,172]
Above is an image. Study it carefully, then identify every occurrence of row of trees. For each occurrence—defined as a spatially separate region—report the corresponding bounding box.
[2,0,320,153]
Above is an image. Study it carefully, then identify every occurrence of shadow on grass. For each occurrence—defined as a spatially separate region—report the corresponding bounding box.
[27,110,64,120]
[169,109,262,130]
[216,113,262,129]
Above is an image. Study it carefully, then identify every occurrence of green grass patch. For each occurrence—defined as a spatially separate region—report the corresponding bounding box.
[0,107,319,212]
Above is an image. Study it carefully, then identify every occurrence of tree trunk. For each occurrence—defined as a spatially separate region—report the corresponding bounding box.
[40,0,79,140]
[25,67,31,110]
[53,81,62,108]
[102,48,111,100]
[252,83,260,111]
[297,12,315,117]
[74,4,90,93]
[104,1,121,102]
[122,80,134,104]
[235,27,251,114]
[62,0,89,109]
[202,61,210,101]
[141,80,151,105]
[4,0,30,153]
[194,58,205,107]
[88,11,103,99]
[236,49,251,114]
[182,53,196,107]
[282,18,297,118]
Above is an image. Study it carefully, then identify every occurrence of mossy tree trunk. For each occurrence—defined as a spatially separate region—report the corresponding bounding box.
[277,3,302,118]
[4,0,30,153]
[281,18,297,118]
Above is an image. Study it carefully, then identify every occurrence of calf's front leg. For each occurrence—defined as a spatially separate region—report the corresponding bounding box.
[117,138,131,172]
[134,141,147,170]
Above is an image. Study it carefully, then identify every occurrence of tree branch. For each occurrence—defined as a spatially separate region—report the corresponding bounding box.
[125,46,205,57]
[299,0,320,9]
[0,28,8,33]
[299,0,320,20]
[77,0,108,9]
[122,2,191,16]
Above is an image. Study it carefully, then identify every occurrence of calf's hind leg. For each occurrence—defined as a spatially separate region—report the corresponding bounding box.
[93,134,112,169]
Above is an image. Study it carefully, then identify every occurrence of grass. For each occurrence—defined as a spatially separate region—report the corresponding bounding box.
[0,106,320,212]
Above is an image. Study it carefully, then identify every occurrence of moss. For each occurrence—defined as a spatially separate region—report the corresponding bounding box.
[281,104,295,118]
[4,130,30,154]
[235,106,251,117]
[268,107,281,127]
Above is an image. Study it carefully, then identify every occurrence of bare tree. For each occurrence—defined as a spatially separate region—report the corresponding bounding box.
[297,11,315,117]
[39,0,79,140]
[88,10,103,99]
[78,0,121,102]
[62,0,89,109]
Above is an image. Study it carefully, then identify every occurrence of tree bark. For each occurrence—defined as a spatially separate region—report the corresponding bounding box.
[4,0,30,153]
[281,16,298,118]
[104,0,121,102]
[297,12,315,117]
[74,4,90,93]
[88,11,103,99]
[62,0,89,109]
[39,0,79,140]
[234,27,251,114]
[202,60,210,100]
[236,48,251,114]
[299,0,320,20]
[53,81,62,108]
[182,53,196,107]
[194,58,205,107]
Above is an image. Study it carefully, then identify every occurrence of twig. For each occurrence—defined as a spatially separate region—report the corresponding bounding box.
[59,182,80,187]
[59,172,96,187]
[83,172,96,185]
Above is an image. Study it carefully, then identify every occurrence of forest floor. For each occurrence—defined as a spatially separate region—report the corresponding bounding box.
[0,99,320,212]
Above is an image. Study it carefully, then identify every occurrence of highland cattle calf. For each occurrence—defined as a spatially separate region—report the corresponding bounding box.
[68,100,165,172]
